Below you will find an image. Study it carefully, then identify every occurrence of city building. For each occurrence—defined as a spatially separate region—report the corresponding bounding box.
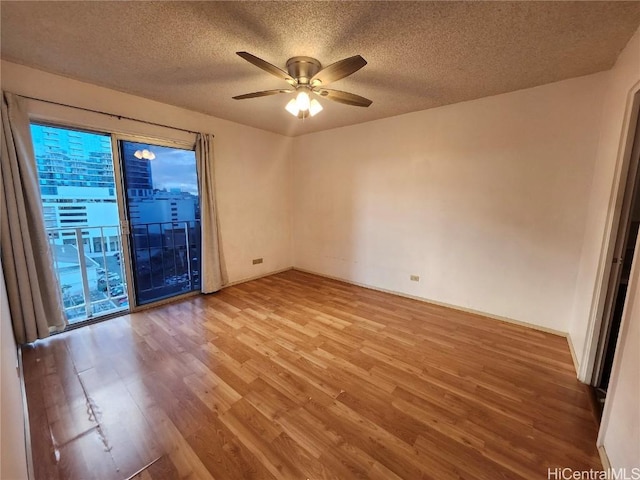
[120,140,154,199]
[31,124,120,256]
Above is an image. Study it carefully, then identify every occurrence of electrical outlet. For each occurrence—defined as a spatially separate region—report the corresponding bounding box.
[252,258,263,265]
[410,275,420,282]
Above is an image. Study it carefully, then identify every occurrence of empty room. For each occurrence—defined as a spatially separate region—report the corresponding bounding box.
[1,2,639,479]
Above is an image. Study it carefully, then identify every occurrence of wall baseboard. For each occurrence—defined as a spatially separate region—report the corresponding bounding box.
[566,332,581,375]
[598,444,611,471]
[292,267,568,337]
[224,267,294,288]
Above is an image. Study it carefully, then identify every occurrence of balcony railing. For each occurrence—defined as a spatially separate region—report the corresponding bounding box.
[47,225,128,324]
[46,220,201,324]
[130,220,201,305]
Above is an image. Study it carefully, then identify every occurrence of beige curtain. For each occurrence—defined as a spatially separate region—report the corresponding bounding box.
[195,133,227,293]
[0,92,67,343]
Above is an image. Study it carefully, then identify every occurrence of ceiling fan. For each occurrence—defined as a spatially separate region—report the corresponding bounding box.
[232,51,372,119]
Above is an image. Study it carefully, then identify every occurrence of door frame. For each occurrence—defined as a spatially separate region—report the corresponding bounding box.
[580,82,640,383]
[591,100,640,387]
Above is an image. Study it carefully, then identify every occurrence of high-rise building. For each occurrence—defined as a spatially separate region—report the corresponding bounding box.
[31,124,120,256]
[120,141,154,198]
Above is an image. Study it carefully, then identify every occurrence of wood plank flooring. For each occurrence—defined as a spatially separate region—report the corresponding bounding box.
[22,270,602,479]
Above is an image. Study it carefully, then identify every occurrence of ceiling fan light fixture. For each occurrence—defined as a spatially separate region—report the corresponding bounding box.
[285,98,300,116]
[286,96,323,118]
[295,91,311,111]
[309,99,323,117]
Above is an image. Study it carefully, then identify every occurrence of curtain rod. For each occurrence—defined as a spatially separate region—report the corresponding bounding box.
[18,93,209,137]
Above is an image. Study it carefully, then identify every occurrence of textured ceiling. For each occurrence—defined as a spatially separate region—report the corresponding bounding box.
[2,1,640,137]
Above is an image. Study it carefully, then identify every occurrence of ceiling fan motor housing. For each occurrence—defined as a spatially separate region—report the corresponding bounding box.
[286,56,322,85]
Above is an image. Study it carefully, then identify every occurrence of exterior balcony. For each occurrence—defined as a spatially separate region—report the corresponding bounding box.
[47,220,200,324]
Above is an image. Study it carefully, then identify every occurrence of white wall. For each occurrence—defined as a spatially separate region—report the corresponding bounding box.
[0,60,294,284]
[569,28,640,375]
[0,257,29,479]
[292,73,607,332]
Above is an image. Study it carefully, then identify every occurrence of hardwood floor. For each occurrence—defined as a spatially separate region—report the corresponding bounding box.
[22,270,602,479]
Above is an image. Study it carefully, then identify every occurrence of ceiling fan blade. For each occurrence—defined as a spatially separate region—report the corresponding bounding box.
[236,52,295,85]
[310,55,367,87]
[232,89,293,100]
[313,88,372,107]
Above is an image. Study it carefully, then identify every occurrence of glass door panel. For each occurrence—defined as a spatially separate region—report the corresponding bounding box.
[30,124,129,324]
[119,140,201,306]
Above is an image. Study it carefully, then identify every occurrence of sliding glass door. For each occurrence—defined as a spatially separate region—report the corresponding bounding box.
[31,124,201,326]
[31,124,129,324]
[119,140,201,306]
